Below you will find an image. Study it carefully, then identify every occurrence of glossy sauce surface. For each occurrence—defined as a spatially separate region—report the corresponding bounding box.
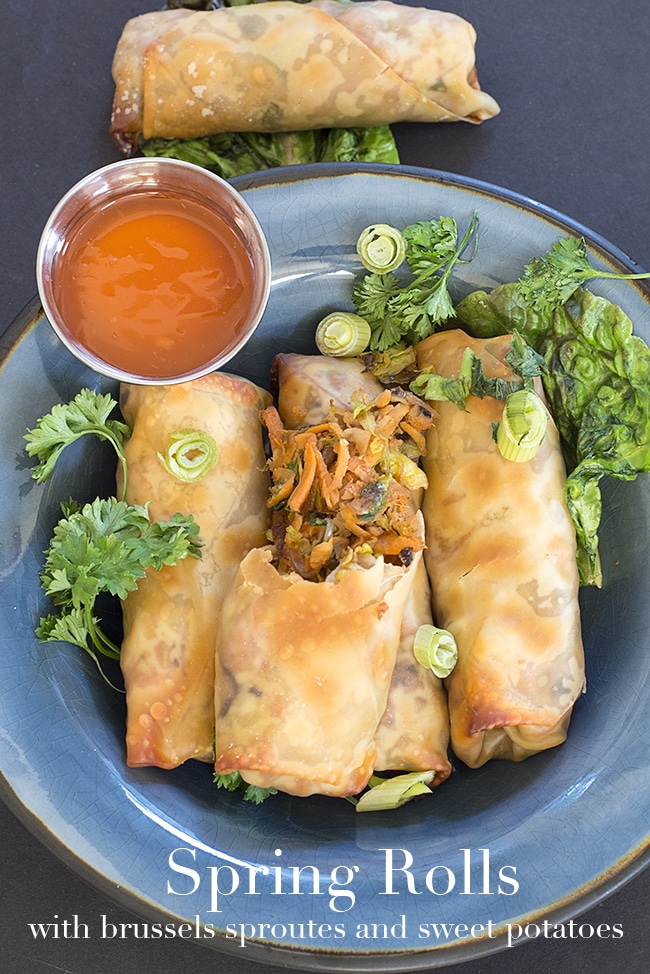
[56,194,255,378]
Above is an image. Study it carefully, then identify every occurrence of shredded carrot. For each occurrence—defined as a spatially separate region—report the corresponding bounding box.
[260,386,434,581]
[289,434,318,511]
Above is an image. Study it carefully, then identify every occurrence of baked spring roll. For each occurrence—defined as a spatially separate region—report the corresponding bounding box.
[273,353,451,783]
[110,1,500,155]
[416,330,585,768]
[215,543,419,797]
[118,374,271,769]
[214,385,434,797]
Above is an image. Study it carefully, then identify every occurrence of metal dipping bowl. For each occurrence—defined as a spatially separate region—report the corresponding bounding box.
[36,157,272,384]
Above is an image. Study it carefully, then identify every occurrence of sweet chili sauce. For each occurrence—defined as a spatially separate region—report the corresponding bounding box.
[55,193,255,379]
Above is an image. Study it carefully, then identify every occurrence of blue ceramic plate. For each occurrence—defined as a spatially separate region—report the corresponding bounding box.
[1,164,649,971]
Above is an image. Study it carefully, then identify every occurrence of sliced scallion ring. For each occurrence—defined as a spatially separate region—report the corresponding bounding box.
[496,388,548,462]
[356,223,407,273]
[413,624,458,678]
[354,771,435,813]
[157,428,218,483]
[315,312,371,357]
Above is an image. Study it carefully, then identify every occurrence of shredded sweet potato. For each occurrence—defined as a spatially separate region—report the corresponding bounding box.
[261,388,435,581]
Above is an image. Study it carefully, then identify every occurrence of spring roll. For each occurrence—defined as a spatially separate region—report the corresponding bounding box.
[215,543,419,797]
[118,373,271,769]
[110,1,500,155]
[272,353,451,782]
[416,330,585,768]
[214,384,435,796]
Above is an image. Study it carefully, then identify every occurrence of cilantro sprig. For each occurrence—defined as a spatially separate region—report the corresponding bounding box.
[352,212,479,350]
[518,235,650,314]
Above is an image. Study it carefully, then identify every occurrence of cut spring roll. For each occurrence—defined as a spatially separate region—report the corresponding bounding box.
[118,374,271,769]
[214,381,436,797]
[272,353,451,783]
[110,1,499,154]
[416,330,585,768]
[215,544,419,797]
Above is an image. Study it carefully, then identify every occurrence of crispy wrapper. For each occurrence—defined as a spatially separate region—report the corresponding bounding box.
[214,541,421,797]
[118,373,271,769]
[110,1,500,154]
[416,330,585,768]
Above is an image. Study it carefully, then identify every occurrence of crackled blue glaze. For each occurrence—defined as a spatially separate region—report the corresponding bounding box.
[1,165,649,971]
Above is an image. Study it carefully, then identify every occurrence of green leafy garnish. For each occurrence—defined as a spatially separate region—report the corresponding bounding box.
[518,236,650,314]
[409,331,545,410]
[214,771,278,805]
[24,389,130,499]
[456,263,650,585]
[141,124,398,180]
[37,498,202,686]
[352,272,404,350]
[353,213,479,350]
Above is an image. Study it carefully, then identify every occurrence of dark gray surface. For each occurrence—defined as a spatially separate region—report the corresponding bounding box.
[1,1,649,972]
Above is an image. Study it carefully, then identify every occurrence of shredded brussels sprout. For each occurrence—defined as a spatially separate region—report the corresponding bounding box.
[356,223,407,274]
[157,428,219,482]
[413,624,458,678]
[315,312,372,357]
[496,389,548,462]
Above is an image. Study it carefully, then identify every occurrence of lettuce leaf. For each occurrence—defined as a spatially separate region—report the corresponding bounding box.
[455,284,650,586]
[141,125,398,179]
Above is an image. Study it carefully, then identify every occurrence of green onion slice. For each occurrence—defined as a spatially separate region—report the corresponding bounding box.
[413,624,458,678]
[356,223,407,273]
[157,428,218,482]
[496,389,548,462]
[354,771,435,813]
[315,312,372,357]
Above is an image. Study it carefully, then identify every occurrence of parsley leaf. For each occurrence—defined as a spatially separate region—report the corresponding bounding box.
[213,771,278,804]
[518,235,650,314]
[352,272,403,350]
[24,389,131,498]
[38,497,202,685]
[410,339,538,410]
[352,212,479,351]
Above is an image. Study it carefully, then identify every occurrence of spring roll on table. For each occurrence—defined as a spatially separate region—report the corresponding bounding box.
[118,374,271,769]
[416,330,585,768]
[110,0,500,154]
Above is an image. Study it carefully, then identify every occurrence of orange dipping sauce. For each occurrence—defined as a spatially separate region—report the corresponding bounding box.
[56,194,255,380]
